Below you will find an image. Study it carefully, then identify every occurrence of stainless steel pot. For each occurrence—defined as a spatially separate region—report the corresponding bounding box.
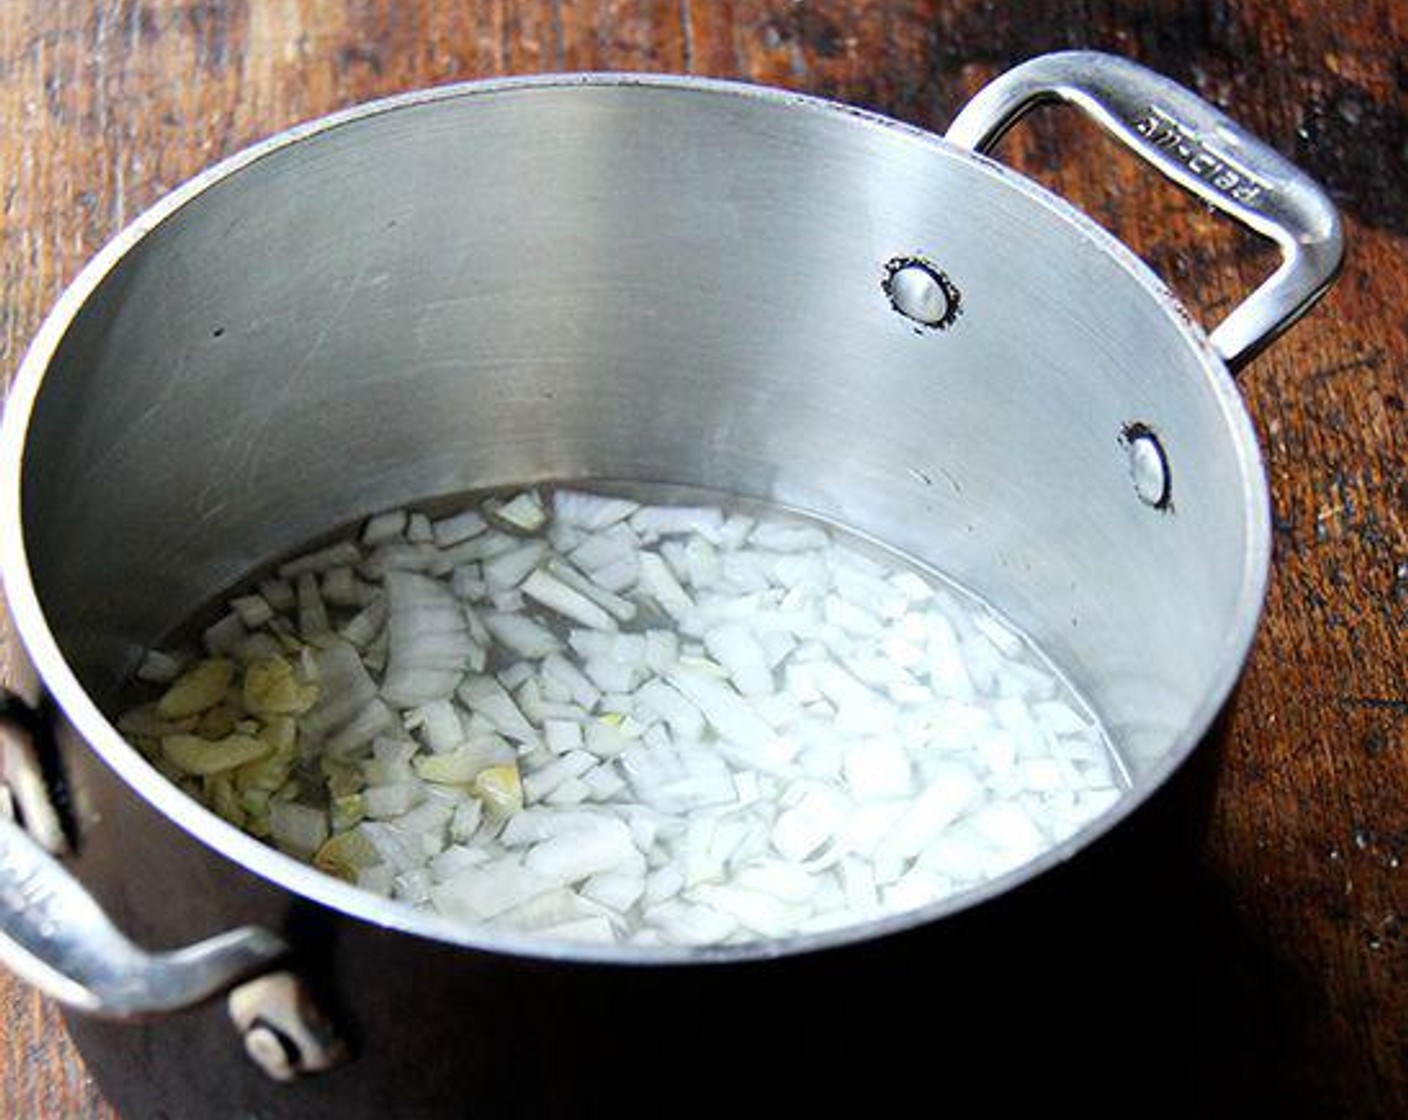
[0,53,1340,1117]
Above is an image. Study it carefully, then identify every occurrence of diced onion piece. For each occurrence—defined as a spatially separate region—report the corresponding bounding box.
[259,578,296,611]
[841,739,913,801]
[449,800,484,844]
[882,762,984,859]
[414,737,513,784]
[581,871,645,912]
[430,859,556,922]
[749,522,829,553]
[269,801,329,859]
[703,622,774,697]
[233,633,284,665]
[458,676,538,746]
[590,555,639,594]
[438,531,518,567]
[638,552,693,617]
[630,505,724,541]
[325,699,397,760]
[363,782,426,819]
[584,720,632,759]
[581,764,627,801]
[202,613,247,657]
[692,884,794,937]
[380,571,477,706]
[410,700,463,753]
[362,509,408,545]
[482,611,560,659]
[135,649,187,685]
[487,491,548,534]
[666,668,774,750]
[522,750,597,802]
[429,844,488,882]
[279,541,363,580]
[553,490,639,530]
[634,680,704,741]
[522,569,617,631]
[229,594,274,628]
[543,719,585,755]
[545,777,591,805]
[336,596,386,649]
[483,541,548,591]
[524,816,639,884]
[771,783,850,862]
[321,567,364,608]
[432,508,487,546]
[472,764,524,817]
[500,808,604,847]
[541,654,600,710]
[302,641,380,737]
[569,525,637,572]
[644,900,738,945]
[296,572,330,637]
[542,558,637,622]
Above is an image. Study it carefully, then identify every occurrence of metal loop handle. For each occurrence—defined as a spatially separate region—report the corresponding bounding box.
[0,690,286,1020]
[946,51,1344,371]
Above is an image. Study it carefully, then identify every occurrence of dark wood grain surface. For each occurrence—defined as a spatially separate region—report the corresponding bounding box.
[0,2,1402,1117]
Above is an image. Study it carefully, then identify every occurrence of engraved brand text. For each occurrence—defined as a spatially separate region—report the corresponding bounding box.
[1131,106,1267,205]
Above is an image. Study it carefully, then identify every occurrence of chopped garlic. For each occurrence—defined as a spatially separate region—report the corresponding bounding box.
[161,732,270,776]
[156,659,236,720]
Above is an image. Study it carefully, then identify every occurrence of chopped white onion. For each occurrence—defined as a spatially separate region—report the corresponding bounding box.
[269,801,328,859]
[202,612,247,657]
[431,509,486,547]
[482,611,560,659]
[457,676,539,747]
[279,541,363,580]
[136,648,187,684]
[522,569,617,631]
[362,509,408,546]
[554,490,639,531]
[638,552,693,617]
[487,491,547,534]
[123,487,1125,950]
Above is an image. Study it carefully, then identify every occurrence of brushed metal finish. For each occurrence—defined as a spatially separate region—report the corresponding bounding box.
[946,51,1345,370]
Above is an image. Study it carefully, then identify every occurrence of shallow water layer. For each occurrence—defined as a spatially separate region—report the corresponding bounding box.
[116,483,1128,947]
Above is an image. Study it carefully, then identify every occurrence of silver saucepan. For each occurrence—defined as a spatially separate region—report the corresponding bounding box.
[0,53,1340,1117]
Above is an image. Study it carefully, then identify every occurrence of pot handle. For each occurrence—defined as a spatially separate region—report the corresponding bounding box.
[0,697,287,1020]
[946,50,1344,371]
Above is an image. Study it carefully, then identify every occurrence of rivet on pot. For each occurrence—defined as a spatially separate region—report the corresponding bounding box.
[228,971,347,1081]
[242,1022,302,1083]
[1123,423,1172,511]
[883,257,961,329]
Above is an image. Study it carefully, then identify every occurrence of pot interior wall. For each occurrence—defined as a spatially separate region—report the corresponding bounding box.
[20,82,1262,788]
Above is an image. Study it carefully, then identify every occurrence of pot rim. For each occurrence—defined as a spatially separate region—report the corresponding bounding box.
[0,72,1270,965]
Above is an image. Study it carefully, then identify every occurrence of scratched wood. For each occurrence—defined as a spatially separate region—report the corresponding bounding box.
[0,2,1401,1117]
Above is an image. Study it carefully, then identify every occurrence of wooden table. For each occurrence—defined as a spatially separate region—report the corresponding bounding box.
[0,2,1401,1116]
